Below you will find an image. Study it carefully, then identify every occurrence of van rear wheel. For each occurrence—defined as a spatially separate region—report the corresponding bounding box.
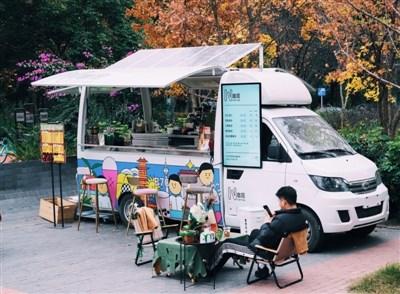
[118,193,143,226]
[302,208,324,252]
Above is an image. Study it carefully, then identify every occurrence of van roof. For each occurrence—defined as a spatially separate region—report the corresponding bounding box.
[221,69,312,106]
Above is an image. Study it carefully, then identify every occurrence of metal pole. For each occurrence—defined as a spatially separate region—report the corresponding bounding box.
[320,95,323,109]
[59,163,64,228]
[50,160,56,227]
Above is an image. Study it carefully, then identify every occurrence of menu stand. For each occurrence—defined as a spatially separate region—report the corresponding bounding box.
[40,123,67,228]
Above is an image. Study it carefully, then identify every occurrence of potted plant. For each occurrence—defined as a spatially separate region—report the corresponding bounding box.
[113,122,131,146]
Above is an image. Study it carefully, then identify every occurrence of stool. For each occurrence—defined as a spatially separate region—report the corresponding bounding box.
[126,188,158,235]
[78,177,117,233]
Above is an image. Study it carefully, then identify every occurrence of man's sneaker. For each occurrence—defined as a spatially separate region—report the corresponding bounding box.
[255,266,270,279]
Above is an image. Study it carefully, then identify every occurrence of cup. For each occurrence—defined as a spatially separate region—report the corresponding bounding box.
[223,226,231,238]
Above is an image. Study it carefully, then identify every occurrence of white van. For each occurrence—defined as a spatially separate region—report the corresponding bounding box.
[33,44,389,251]
[215,69,389,251]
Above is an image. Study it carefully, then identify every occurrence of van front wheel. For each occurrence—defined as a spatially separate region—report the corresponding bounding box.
[302,208,324,252]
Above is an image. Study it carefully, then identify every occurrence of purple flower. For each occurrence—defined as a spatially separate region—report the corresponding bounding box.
[109,90,119,97]
[75,62,86,69]
[127,103,141,112]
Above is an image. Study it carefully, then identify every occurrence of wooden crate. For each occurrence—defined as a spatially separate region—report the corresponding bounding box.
[39,197,77,224]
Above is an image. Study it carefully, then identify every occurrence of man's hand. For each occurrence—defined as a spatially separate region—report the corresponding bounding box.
[264,212,275,223]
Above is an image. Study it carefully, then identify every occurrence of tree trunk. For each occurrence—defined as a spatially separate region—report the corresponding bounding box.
[379,85,389,134]
[389,108,400,138]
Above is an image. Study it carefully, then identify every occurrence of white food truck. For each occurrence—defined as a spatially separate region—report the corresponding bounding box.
[33,44,389,251]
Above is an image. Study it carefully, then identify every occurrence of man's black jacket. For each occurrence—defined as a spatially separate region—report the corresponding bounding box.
[249,207,307,251]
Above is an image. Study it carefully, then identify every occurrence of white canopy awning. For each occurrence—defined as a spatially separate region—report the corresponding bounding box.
[32,43,261,89]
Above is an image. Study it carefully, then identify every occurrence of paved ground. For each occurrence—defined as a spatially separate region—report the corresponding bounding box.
[1,196,399,294]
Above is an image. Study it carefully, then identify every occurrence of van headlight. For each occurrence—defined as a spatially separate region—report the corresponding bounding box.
[310,175,349,192]
[375,170,382,185]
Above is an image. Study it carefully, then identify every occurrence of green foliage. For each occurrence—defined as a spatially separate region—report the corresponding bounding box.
[380,136,400,216]
[0,0,141,68]
[349,263,400,294]
[339,123,389,163]
[14,126,41,161]
[339,123,399,218]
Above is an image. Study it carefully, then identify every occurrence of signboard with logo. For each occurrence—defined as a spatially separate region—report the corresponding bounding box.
[221,83,262,168]
[40,123,66,164]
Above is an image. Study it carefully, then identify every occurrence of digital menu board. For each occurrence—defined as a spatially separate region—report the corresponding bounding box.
[222,83,261,168]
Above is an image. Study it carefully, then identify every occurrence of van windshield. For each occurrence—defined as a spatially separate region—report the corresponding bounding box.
[273,116,355,159]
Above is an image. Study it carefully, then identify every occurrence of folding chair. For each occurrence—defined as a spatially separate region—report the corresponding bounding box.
[246,228,308,289]
[131,206,178,266]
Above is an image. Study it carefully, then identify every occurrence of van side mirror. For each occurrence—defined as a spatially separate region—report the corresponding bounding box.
[267,143,291,162]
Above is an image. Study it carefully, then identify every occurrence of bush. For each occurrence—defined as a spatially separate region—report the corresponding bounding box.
[339,123,389,164]
[380,136,400,216]
[339,123,399,219]
[318,104,379,130]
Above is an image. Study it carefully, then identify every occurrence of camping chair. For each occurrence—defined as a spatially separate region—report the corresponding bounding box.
[131,206,178,266]
[247,228,308,289]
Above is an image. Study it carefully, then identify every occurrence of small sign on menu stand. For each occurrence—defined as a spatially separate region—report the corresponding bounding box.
[40,123,66,228]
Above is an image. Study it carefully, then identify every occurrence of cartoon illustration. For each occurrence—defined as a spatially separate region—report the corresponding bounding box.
[198,162,214,186]
[77,156,223,225]
[137,158,148,188]
[117,169,139,197]
[168,174,184,219]
[198,162,222,223]
[102,157,118,208]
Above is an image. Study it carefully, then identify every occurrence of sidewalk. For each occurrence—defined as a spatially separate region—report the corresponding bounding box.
[233,235,400,294]
[1,197,399,293]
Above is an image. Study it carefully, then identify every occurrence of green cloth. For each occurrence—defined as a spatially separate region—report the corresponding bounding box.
[153,237,207,278]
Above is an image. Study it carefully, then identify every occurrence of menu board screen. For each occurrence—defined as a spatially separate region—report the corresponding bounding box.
[222,83,261,168]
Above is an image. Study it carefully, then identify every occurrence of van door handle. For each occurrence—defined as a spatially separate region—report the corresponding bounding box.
[227,169,244,180]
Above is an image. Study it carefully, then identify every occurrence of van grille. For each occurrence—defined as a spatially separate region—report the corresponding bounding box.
[349,178,377,194]
[355,202,383,219]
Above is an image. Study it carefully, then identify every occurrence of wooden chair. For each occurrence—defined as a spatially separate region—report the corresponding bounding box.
[246,229,308,289]
[131,206,178,266]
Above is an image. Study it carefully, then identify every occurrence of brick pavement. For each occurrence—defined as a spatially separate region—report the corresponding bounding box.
[1,198,399,294]
[232,235,400,294]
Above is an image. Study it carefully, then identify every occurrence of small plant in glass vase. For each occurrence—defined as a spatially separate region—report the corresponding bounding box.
[97,121,107,146]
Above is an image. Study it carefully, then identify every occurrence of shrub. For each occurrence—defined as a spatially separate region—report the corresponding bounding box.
[339,122,389,164]
[339,123,399,219]
[318,104,379,130]
[380,136,400,217]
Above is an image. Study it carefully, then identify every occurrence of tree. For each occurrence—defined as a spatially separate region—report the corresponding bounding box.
[127,0,336,85]
[305,0,400,137]
[0,0,141,68]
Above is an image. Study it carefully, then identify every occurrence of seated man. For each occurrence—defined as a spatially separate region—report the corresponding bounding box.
[212,186,307,277]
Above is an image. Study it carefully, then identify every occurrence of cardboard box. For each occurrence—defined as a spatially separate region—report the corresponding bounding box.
[39,197,77,224]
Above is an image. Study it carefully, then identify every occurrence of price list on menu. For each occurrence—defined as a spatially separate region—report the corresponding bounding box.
[222,83,261,168]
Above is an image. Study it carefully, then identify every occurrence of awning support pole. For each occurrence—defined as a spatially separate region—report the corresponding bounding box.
[77,86,87,152]
[259,45,264,71]
[140,88,153,133]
